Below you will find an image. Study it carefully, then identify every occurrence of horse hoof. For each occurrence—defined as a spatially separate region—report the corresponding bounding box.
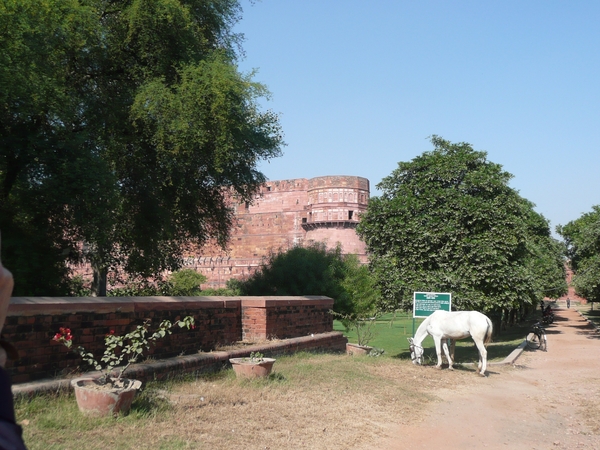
[434,366,442,370]
[448,367,454,371]
[478,372,487,377]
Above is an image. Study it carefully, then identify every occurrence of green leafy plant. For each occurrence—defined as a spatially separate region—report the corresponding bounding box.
[244,351,265,363]
[68,275,92,297]
[169,269,207,296]
[107,278,171,296]
[200,287,240,296]
[367,347,385,357]
[236,243,354,315]
[52,316,195,385]
[333,312,380,347]
[107,269,207,297]
[333,254,383,347]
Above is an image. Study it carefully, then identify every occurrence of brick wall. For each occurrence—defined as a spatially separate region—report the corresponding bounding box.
[241,297,334,341]
[4,295,334,383]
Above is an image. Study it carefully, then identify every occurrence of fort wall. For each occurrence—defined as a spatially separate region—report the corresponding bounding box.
[189,176,370,289]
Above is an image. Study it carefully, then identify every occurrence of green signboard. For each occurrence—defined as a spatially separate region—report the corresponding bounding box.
[413,292,452,318]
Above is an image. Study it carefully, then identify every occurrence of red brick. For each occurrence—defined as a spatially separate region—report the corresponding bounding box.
[6,296,335,383]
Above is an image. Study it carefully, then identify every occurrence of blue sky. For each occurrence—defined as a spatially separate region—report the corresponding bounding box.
[234,1,600,234]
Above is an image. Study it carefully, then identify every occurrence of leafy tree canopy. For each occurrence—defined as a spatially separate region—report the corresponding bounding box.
[557,206,600,302]
[356,136,565,315]
[0,0,284,295]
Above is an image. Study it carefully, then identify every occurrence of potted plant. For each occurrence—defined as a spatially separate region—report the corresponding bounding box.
[229,352,276,379]
[52,316,194,416]
[335,312,380,356]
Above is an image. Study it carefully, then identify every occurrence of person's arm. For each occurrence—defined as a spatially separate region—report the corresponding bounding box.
[0,264,14,337]
[0,244,15,367]
[0,244,27,449]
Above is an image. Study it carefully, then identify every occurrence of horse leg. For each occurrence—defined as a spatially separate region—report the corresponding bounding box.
[442,339,454,370]
[434,338,443,370]
[474,339,488,377]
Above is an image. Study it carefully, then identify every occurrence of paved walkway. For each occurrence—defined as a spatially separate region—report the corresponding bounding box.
[376,307,600,450]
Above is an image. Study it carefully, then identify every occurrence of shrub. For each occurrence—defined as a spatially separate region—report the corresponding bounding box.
[169,269,206,296]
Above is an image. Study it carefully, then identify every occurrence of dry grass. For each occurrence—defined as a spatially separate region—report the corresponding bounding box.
[143,354,476,449]
[578,376,600,434]
[18,352,480,450]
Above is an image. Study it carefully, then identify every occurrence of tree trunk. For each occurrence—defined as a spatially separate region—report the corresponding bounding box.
[92,265,107,297]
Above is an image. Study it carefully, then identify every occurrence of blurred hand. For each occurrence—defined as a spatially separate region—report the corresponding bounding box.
[0,265,14,368]
[0,265,14,336]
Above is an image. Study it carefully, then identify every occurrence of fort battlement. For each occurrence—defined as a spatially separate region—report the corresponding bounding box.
[189,176,370,288]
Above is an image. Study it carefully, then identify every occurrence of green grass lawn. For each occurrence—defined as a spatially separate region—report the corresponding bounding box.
[334,312,530,363]
[576,303,600,328]
[333,312,419,357]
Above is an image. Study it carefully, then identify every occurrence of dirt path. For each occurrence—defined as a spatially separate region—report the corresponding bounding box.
[376,307,600,450]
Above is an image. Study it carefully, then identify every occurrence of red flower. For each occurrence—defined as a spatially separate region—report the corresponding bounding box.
[64,328,71,335]
[53,333,61,341]
[65,334,72,341]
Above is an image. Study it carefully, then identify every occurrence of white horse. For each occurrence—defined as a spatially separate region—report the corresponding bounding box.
[408,310,493,377]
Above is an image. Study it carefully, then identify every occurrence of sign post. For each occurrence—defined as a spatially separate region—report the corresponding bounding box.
[412,292,452,336]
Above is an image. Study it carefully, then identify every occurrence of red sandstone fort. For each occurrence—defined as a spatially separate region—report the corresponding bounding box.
[186,175,370,289]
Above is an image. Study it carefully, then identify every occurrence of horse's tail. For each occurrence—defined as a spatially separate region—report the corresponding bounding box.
[484,317,493,345]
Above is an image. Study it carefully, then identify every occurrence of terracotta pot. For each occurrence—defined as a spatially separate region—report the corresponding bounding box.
[71,377,142,416]
[346,343,372,356]
[229,357,276,378]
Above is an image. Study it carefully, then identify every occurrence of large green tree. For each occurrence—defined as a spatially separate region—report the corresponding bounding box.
[0,0,112,295]
[356,136,565,319]
[558,206,600,303]
[0,0,283,295]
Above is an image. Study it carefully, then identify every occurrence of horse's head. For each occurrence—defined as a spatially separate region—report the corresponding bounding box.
[408,337,423,365]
